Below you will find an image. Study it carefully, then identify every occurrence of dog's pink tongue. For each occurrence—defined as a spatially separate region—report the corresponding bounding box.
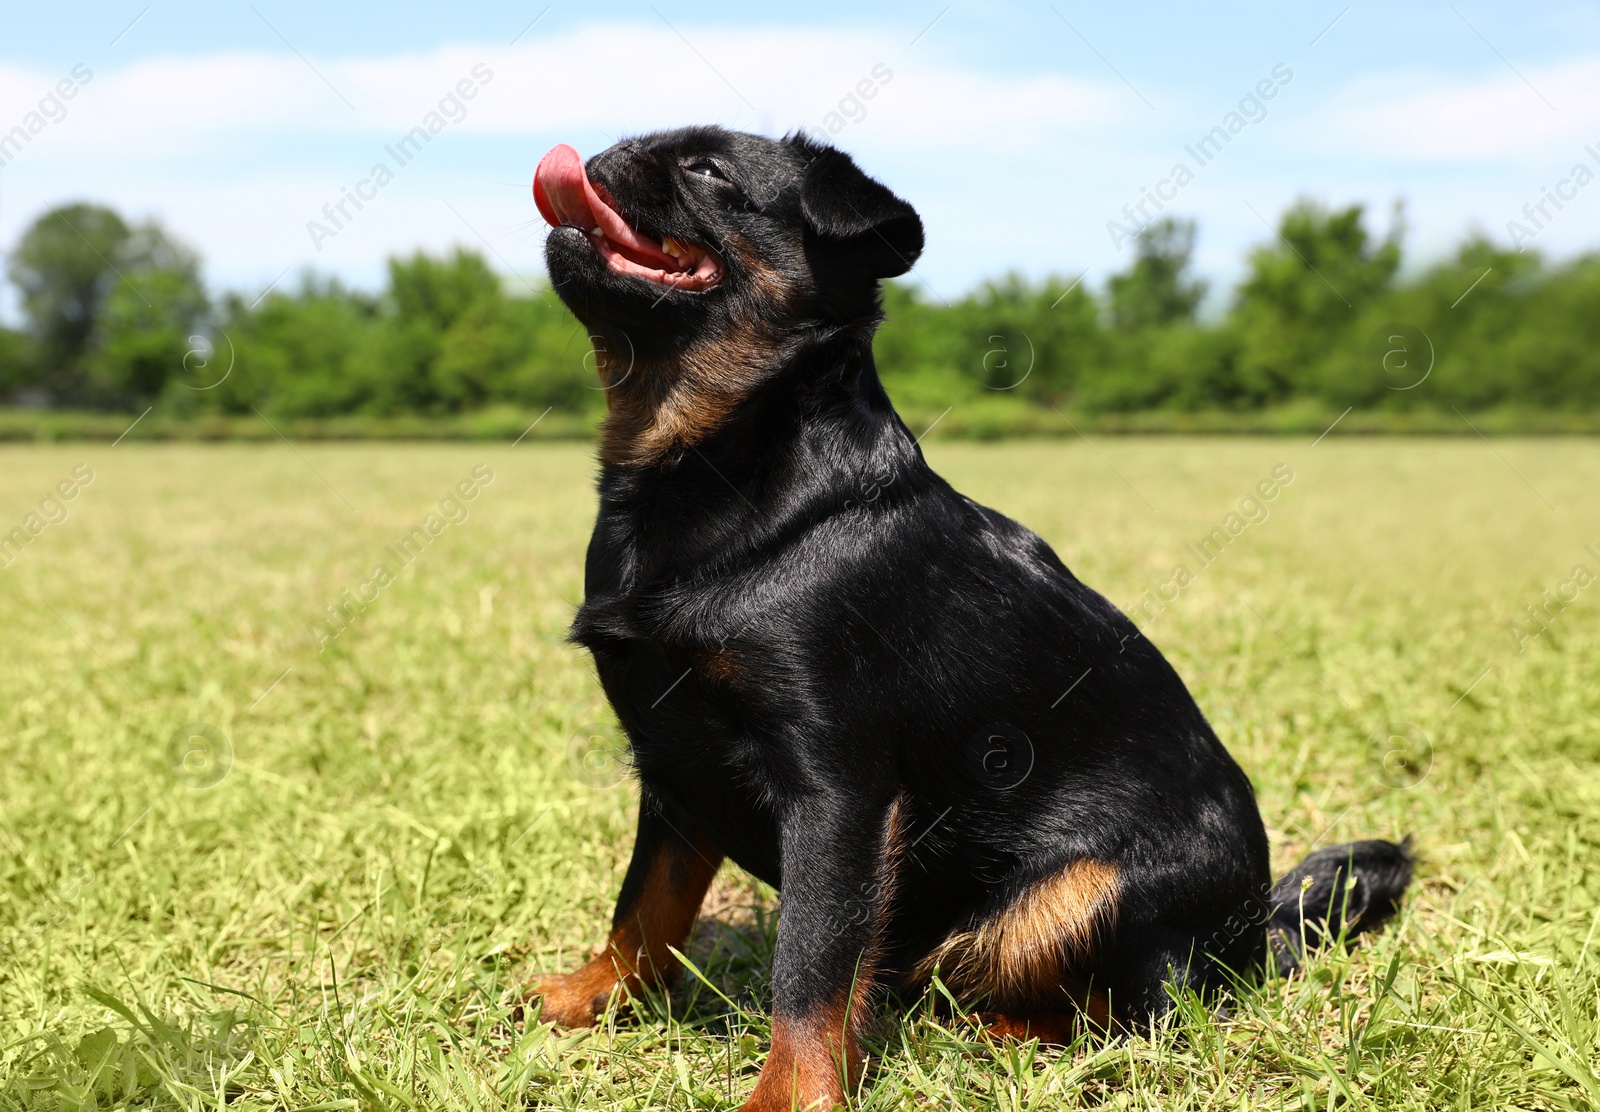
[533,144,677,268]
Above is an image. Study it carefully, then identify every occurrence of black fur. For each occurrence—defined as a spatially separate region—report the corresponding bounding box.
[1267,838,1414,976]
[536,125,1413,1104]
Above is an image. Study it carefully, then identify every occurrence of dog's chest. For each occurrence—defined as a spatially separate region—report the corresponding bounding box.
[582,625,751,733]
[582,627,782,879]
[573,512,799,790]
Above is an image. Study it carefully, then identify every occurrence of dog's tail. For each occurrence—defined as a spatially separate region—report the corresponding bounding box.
[1266,838,1414,976]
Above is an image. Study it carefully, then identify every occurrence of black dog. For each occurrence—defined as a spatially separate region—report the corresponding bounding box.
[528,128,1412,1112]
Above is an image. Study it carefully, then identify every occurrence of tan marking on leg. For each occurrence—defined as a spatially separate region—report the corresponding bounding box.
[971,990,1112,1044]
[858,793,910,978]
[529,837,721,1027]
[740,797,905,1111]
[914,859,1120,1008]
[740,997,857,1112]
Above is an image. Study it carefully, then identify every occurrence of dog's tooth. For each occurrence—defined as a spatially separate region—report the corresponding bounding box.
[662,236,681,257]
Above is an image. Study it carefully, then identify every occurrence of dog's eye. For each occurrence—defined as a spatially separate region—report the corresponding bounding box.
[683,159,727,181]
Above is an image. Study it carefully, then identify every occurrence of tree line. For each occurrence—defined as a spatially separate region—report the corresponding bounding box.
[2,199,1597,418]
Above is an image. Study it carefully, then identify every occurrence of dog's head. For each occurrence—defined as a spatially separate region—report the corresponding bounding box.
[536,126,923,465]
[537,125,922,345]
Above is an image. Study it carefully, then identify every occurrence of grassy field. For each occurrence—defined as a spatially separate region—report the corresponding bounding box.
[1,437,1597,1111]
[7,403,1600,444]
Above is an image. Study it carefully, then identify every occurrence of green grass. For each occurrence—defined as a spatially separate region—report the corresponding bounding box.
[7,403,1600,443]
[1,438,1598,1110]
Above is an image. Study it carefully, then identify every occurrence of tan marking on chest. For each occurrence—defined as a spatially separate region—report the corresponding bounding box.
[595,236,803,468]
[694,646,746,688]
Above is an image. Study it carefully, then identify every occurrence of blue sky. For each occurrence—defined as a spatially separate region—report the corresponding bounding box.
[3,1,1598,318]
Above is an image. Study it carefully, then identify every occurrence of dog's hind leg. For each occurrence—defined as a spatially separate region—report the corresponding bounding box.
[527,796,722,1027]
[913,857,1121,1019]
[964,925,1211,1040]
[1097,923,1222,1029]
[970,998,1110,1044]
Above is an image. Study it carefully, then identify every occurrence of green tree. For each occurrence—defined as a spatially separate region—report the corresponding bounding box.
[970,273,1104,403]
[200,276,380,416]
[6,204,206,403]
[1077,325,1244,413]
[0,327,37,396]
[1107,217,1207,331]
[6,203,131,396]
[86,223,208,402]
[389,248,501,333]
[874,276,1104,410]
[358,249,506,413]
[1230,199,1401,403]
[1311,237,1538,411]
[197,255,596,419]
[1499,251,1600,409]
[873,282,980,409]
[1084,216,1219,412]
[12,196,1596,424]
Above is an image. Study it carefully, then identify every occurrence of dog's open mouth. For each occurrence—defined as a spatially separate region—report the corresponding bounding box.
[534,144,722,292]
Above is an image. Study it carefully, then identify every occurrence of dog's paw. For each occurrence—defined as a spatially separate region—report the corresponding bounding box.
[736,1086,842,1112]
[523,970,614,1027]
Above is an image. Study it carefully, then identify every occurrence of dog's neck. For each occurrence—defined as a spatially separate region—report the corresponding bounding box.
[581,332,930,608]
[590,314,879,469]
[593,331,779,469]
[596,328,920,509]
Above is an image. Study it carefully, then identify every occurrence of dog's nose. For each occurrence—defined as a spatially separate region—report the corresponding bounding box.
[588,141,644,186]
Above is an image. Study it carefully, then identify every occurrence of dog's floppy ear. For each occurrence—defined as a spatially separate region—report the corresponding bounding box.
[793,140,923,279]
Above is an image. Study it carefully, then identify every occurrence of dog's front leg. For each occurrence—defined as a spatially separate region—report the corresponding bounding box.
[741,791,904,1112]
[529,795,722,1026]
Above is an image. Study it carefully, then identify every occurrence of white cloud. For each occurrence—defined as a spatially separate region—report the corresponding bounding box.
[0,24,1126,151]
[1306,56,1600,163]
[4,23,1600,309]
[0,23,1131,303]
